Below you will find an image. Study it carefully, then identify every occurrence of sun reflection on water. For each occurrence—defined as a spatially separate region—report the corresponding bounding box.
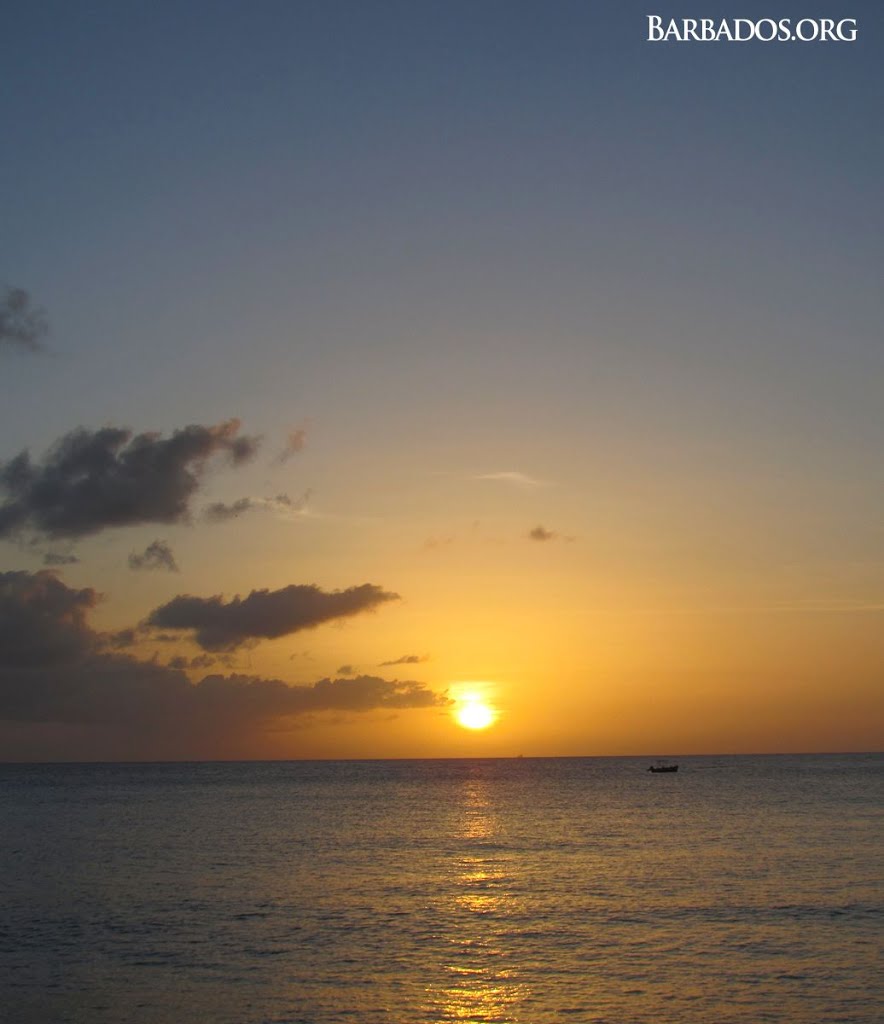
[424,775,531,1023]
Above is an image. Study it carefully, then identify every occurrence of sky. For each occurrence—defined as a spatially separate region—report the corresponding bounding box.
[1,0,882,760]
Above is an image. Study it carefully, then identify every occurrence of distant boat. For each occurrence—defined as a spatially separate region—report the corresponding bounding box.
[648,761,678,773]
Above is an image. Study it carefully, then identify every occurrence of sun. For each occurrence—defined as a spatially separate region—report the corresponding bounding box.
[455,700,497,731]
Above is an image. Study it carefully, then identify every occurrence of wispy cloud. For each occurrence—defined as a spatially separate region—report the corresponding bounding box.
[202,497,252,522]
[202,490,312,524]
[379,653,429,667]
[527,525,574,543]
[168,653,219,672]
[43,551,79,567]
[423,534,456,551]
[474,471,548,488]
[275,421,309,464]
[616,600,884,616]
[128,540,179,573]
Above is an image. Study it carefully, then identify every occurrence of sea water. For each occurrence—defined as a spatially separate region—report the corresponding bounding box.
[1,755,880,1023]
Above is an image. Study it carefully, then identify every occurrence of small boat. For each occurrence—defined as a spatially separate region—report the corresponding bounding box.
[648,761,678,773]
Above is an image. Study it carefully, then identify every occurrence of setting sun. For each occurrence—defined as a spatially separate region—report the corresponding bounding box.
[455,700,497,731]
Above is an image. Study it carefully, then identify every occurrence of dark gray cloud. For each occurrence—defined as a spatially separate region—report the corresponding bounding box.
[0,420,260,541]
[0,287,47,352]
[105,627,138,649]
[0,570,99,667]
[186,653,218,670]
[379,654,429,667]
[128,540,179,573]
[43,551,80,566]
[147,582,399,652]
[0,572,446,753]
[289,674,445,712]
[0,661,444,730]
[0,653,190,727]
[203,497,252,522]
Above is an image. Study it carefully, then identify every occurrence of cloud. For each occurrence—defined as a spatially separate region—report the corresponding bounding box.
[0,571,446,754]
[43,551,80,566]
[0,420,259,541]
[527,525,575,543]
[336,664,356,676]
[105,627,138,649]
[528,525,557,542]
[167,653,219,671]
[423,534,456,551]
[202,490,311,524]
[379,654,429,667]
[474,471,548,488]
[0,570,99,667]
[0,663,445,731]
[128,540,179,573]
[276,422,309,463]
[146,582,400,652]
[291,675,446,712]
[189,653,218,669]
[203,497,252,522]
[0,287,47,352]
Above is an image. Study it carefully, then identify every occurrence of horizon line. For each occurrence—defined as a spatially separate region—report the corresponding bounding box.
[1,750,880,767]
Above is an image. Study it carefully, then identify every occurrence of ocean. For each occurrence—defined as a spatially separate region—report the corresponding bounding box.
[1,755,880,1023]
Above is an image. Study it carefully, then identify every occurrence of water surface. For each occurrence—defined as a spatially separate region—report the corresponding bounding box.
[1,754,880,1023]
